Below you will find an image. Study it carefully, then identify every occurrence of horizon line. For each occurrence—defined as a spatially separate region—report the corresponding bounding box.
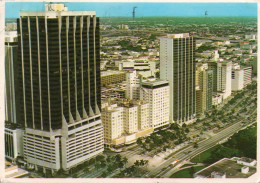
[5,15,258,19]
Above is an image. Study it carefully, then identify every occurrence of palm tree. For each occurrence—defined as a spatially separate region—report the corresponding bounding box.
[194,142,199,148]
[106,155,111,163]
[144,160,149,166]
[115,154,122,162]
[136,138,142,145]
[123,157,128,167]
[118,161,124,169]
[94,162,101,169]
[140,159,145,166]
[134,160,140,167]
[84,167,89,173]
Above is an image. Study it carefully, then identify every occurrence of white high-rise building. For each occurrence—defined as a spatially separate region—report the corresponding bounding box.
[125,70,140,100]
[123,105,138,134]
[160,33,196,123]
[102,104,123,145]
[243,66,252,87]
[218,62,232,99]
[208,61,232,99]
[101,100,149,146]
[231,69,244,91]
[135,101,149,130]
[195,65,213,114]
[140,80,170,129]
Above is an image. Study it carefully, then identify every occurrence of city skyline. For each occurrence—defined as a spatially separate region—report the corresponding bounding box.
[5,2,257,18]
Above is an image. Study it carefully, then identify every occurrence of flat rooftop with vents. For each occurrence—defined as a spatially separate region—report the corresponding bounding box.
[194,157,256,178]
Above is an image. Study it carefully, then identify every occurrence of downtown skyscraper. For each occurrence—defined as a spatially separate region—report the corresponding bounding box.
[16,4,103,172]
[160,33,196,123]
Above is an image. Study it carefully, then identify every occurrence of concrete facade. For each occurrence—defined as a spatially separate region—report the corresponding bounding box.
[140,80,170,129]
[101,100,150,146]
[231,69,244,91]
[208,61,232,99]
[242,66,252,87]
[196,66,213,114]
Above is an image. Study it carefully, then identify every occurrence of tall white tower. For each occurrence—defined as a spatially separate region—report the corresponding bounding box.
[160,33,196,124]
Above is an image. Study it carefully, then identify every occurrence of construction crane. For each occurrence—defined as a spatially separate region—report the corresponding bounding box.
[133,6,137,21]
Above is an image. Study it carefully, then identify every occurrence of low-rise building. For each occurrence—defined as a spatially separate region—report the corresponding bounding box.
[5,161,29,178]
[212,94,223,106]
[194,157,256,178]
[101,70,126,86]
[235,157,257,167]
[118,61,156,78]
[5,123,24,161]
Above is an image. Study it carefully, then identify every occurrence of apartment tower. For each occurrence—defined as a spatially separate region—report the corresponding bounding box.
[207,61,232,99]
[196,65,213,114]
[16,4,103,172]
[140,80,170,129]
[160,33,196,123]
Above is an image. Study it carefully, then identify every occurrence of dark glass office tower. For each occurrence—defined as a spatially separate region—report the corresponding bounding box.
[160,33,196,123]
[16,4,103,172]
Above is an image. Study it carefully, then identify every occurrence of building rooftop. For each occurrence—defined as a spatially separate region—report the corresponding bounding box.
[5,161,29,178]
[236,157,255,163]
[195,158,256,178]
[141,80,169,88]
[101,70,125,76]
[20,4,95,17]
[20,11,96,17]
[165,33,190,38]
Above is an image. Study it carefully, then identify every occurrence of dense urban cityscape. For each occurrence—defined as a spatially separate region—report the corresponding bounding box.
[4,3,257,180]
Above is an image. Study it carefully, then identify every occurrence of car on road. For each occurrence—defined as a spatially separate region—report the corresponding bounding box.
[171,160,179,166]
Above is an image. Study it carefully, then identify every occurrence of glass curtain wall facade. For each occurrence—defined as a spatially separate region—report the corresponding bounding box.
[160,34,196,123]
[16,8,103,172]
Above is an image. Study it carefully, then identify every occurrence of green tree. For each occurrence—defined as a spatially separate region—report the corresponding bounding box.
[115,154,122,162]
[101,171,108,178]
[136,138,142,145]
[106,155,111,163]
[185,128,190,133]
[84,167,89,173]
[170,123,180,130]
[189,166,195,176]
[94,162,101,169]
[140,159,145,166]
[134,160,140,167]
[194,142,199,148]
[211,146,239,160]
[118,161,124,169]
[123,157,128,167]
[107,165,114,172]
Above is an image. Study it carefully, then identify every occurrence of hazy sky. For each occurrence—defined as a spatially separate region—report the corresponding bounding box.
[5,2,257,18]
